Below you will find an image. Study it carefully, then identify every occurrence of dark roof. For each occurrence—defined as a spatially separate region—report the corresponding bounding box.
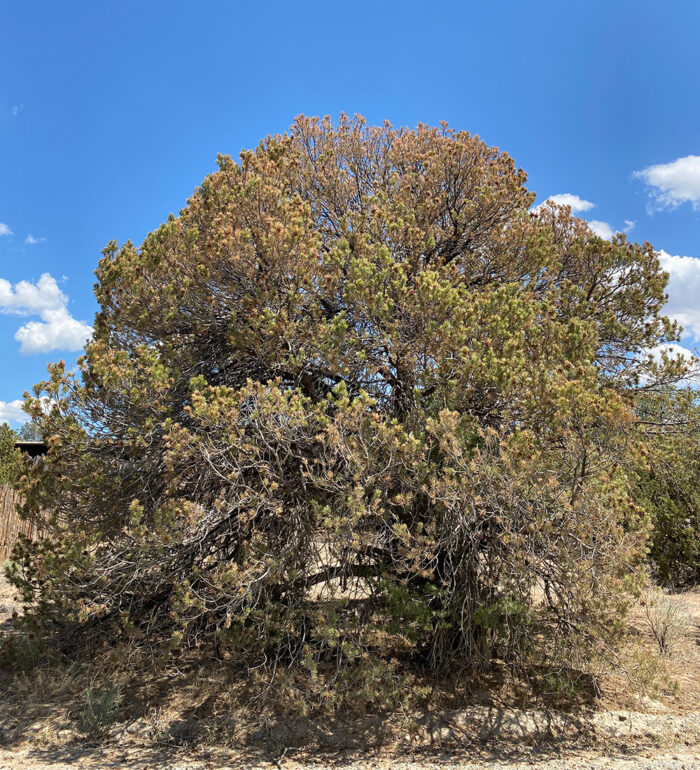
[14,440,48,458]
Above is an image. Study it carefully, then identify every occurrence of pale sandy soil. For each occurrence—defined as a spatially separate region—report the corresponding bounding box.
[0,745,699,769]
[1,572,699,769]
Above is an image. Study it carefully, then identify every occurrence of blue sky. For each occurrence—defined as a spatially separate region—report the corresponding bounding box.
[1,0,699,424]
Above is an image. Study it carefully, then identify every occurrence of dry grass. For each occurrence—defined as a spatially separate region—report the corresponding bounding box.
[0,573,699,766]
[595,587,700,714]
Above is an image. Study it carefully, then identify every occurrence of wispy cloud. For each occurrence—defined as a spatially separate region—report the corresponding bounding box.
[588,219,634,240]
[634,155,700,212]
[0,272,92,354]
[10,104,23,118]
[24,234,46,245]
[0,223,12,236]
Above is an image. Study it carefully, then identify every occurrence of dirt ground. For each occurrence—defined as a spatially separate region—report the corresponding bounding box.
[1,572,699,769]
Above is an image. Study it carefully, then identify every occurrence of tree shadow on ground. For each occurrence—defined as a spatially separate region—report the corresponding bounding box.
[0,650,607,770]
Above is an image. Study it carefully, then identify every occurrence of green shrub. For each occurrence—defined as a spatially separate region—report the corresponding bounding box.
[0,423,21,486]
[632,391,700,587]
[81,685,122,737]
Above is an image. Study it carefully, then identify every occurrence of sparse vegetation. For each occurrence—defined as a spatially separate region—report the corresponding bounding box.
[80,684,122,737]
[642,587,691,657]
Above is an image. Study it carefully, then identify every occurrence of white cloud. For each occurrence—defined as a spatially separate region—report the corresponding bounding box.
[647,342,697,365]
[588,220,615,240]
[0,223,12,236]
[10,105,23,118]
[657,250,700,340]
[644,342,700,386]
[0,399,28,425]
[15,307,93,354]
[536,193,595,213]
[24,234,46,245]
[0,272,92,354]
[0,273,66,316]
[533,194,631,241]
[634,155,700,211]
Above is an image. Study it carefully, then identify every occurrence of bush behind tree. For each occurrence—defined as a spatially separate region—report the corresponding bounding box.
[0,423,25,487]
[9,115,695,709]
[631,390,700,587]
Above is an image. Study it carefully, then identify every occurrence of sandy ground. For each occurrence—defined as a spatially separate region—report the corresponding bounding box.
[1,753,700,770]
[1,572,699,769]
[0,745,699,769]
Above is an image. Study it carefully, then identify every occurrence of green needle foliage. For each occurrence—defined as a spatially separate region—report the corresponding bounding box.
[10,116,697,708]
[631,390,700,587]
[0,424,21,486]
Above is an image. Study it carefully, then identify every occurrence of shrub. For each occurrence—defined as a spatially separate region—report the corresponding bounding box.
[11,116,691,708]
[80,685,122,737]
[632,391,700,587]
[0,423,21,486]
[641,588,691,656]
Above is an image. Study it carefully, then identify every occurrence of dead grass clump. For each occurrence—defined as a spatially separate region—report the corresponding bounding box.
[642,587,691,656]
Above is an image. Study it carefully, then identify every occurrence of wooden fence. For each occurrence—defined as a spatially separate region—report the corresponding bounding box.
[0,485,43,561]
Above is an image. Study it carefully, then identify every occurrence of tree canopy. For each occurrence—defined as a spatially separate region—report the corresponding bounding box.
[12,116,697,708]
